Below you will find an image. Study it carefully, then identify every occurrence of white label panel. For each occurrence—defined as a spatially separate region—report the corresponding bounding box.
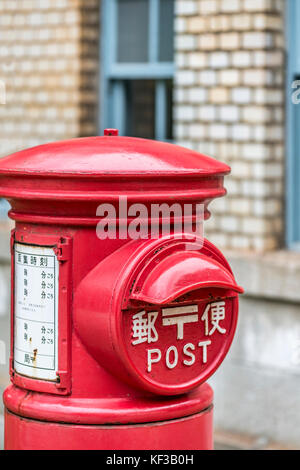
[14,243,59,381]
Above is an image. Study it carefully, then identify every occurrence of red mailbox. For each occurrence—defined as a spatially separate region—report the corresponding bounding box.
[0,132,242,450]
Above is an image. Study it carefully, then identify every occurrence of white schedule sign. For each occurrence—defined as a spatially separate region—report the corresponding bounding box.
[14,243,59,381]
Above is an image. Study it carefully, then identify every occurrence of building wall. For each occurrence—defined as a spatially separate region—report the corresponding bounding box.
[0,0,100,158]
[174,0,300,448]
[0,0,100,449]
[174,0,285,252]
[0,0,299,449]
[211,249,300,447]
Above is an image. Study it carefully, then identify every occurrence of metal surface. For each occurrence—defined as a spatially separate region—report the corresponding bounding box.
[4,403,213,450]
[75,235,241,396]
[0,134,241,450]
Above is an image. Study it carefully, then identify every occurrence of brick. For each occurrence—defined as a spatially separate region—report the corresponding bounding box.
[199,0,218,15]
[208,15,231,32]
[242,32,273,49]
[176,69,196,86]
[231,161,252,178]
[220,105,240,122]
[241,180,272,198]
[230,235,252,250]
[219,69,240,86]
[210,52,229,69]
[186,17,206,33]
[187,87,207,103]
[243,0,273,12]
[220,216,240,232]
[174,105,195,122]
[198,70,217,86]
[175,1,198,16]
[220,0,241,12]
[232,14,252,30]
[242,217,270,236]
[174,17,187,34]
[173,88,186,103]
[209,123,228,140]
[198,34,217,50]
[242,69,270,86]
[188,123,207,139]
[174,123,188,139]
[187,52,207,69]
[176,35,197,51]
[243,143,272,160]
[242,106,271,123]
[230,199,252,217]
[253,51,284,67]
[220,33,240,50]
[209,87,230,103]
[253,14,283,30]
[231,87,252,103]
[197,105,217,121]
[176,52,187,68]
[232,51,252,68]
[232,124,251,141]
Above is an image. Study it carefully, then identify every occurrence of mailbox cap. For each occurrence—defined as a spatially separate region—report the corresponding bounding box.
[130,251,244,305]
[0,136,230,178]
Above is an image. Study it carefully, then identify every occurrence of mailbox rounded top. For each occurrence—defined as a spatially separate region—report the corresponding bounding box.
[0,135,231,225]
[0,136,230,178]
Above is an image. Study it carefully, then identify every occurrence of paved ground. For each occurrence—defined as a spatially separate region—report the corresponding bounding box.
[214,430,297,450]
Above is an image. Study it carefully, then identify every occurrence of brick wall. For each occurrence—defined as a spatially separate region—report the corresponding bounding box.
[174,0,285,252]
[0,0,100,158]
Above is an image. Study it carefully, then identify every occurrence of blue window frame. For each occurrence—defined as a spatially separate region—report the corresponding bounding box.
[287,0,300,249]
[100,0,175,140]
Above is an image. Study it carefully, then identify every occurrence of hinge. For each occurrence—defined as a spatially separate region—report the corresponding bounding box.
[55,371,71,394]
[54,237,72,262]
[9,356,14,378]
[10,230,16,255]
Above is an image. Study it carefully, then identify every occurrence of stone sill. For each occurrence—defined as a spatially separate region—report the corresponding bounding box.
[225,249,300,304]
[0,222,11,264]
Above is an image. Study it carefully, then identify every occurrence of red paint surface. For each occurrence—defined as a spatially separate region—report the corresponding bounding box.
[75,235,241,396]
[0,136,241,450]
[5,403,213,450]
[123,299,235,386]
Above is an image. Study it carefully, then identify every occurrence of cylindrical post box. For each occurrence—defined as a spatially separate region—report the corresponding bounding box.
[0,132,242,450]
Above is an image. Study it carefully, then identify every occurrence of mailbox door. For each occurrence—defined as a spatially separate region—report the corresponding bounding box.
[75,234,242,395]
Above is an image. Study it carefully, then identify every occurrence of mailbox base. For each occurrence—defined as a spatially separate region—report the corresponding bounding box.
[4,406,213,450]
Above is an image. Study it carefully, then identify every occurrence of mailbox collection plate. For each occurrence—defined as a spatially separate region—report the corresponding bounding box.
[14,243,59,382]
[10,230,72,396]
[123,297,235,389]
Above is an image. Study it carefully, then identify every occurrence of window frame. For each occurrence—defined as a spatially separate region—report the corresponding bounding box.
[286,0,300,249]
[100,0,175,140]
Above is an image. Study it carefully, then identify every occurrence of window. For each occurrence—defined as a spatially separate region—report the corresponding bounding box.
[101,0,175,141]
[287,0,300,249]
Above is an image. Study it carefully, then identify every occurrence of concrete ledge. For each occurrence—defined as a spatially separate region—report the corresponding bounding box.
[210,359,300,448]
[225,249,300,304]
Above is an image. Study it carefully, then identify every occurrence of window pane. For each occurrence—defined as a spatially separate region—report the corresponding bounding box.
[117,0,149,63]
[165,79,173,140]
[125,80,155,139]
[159,0,174,62]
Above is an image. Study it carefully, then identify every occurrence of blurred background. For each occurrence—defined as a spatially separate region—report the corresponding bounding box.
[0,0,300,450]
